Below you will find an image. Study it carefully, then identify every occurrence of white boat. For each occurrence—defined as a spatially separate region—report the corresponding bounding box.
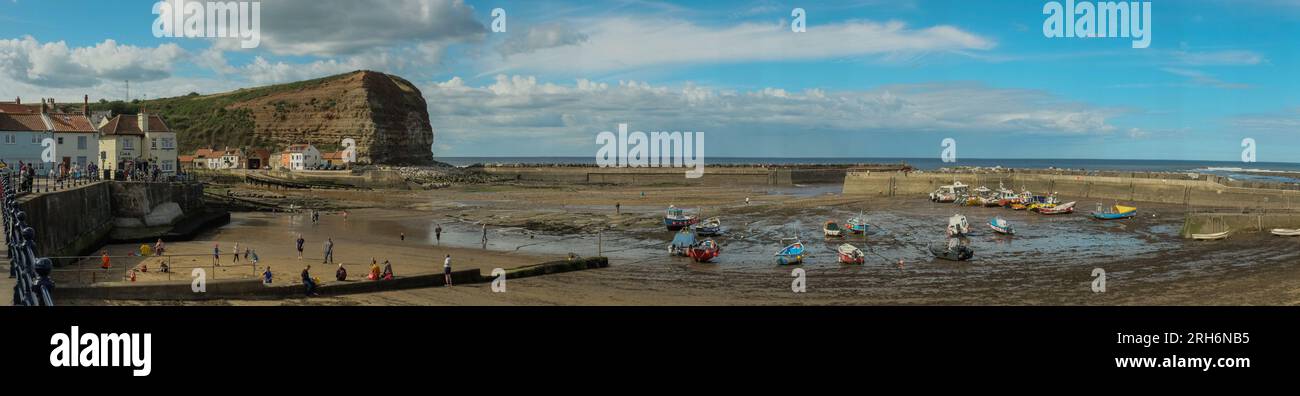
[947,214,970,237]
[1271,228,1300,237]
[1191,229,1231,241]
[929,181,968,203]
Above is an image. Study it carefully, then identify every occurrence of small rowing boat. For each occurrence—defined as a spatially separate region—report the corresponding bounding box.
[837,244,865,264]
[989,217,1015,235]
[688,239,721,263]
[1271,228,1300,237]
[775,241,806,265]
[1191,229,1231,241]
[693,217,722,236]
[823,221,844,237]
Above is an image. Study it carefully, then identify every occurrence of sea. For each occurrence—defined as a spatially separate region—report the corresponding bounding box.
[437,157,1300,183]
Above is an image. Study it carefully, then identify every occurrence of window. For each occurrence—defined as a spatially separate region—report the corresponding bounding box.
[4,134,14,144]
[57,137,64,145]
[31,134,39,144]
[151,138,157,149]
[77,136,87,150]
[162,161,173,171]
[122,139,133,150]
[162,138,175,150]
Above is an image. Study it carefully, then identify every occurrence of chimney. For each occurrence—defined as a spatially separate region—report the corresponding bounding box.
[138,106,147,133]
[39,98,46,114]
[83,95,89,116]
[13,97,18,105]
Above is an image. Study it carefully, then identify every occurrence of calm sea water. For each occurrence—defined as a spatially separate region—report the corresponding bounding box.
[438,157,1300,183]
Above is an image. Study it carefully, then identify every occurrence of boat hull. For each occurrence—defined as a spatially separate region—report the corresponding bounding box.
[665,217,698,231]
[1271,229,1300,237]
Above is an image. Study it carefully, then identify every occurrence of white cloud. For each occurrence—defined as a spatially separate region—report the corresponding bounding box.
[480,17,994,75]
[495,23,589,58]
[0,36,186,88]
[215,0,485,56]
[423,75,1120,154]
[241,53,398,84]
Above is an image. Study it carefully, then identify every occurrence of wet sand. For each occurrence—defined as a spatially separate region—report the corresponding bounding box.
[65,182,1300,306]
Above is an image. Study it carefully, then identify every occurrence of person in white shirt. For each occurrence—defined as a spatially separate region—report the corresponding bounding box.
[443,255,453,287]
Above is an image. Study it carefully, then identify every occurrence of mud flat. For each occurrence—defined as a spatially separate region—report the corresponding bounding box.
[61,180,1300,306]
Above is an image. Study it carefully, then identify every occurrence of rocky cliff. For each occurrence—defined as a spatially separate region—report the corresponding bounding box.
[93,70,435,165]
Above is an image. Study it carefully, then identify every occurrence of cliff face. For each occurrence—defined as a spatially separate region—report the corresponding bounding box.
[99,70,435,165]
[228,71,434,164]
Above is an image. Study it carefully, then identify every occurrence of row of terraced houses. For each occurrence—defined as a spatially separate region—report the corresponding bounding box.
[0,96,177,175]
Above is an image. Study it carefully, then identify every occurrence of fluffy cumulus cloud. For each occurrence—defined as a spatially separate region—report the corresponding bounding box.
[480,17,995,75]
[0,36,186,88]
[422,75,1120,154]
[215,0,485,56]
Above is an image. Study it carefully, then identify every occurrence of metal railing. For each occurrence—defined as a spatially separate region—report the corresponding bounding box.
[3,169,54,306]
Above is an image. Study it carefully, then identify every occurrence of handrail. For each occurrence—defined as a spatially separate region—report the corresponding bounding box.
[3,169,54,306]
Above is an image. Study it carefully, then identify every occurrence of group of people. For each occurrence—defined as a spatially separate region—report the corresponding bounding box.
[211,242,260,266]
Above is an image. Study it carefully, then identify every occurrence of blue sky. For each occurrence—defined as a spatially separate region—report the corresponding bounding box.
[1,0,1298,162]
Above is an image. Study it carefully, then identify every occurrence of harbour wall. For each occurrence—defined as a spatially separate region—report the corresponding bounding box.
[843,171,1300,210]
[56,257,609,301]
[482,166,851,186]
[17,181,212,264]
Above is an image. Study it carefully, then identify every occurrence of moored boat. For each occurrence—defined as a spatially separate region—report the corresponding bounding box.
[664,205,698,231]
[989,217,1015,235]
[687,239,721,263]
[837,244,865,264]
[1038,201,1076,215]
[929,181,968,203]
[929,240,975,261]
[1271,228,1300,237]
[668,229,696,256]
[823,221,844,237]
[1091,204,1137,220]
[947,214,970,237]
[775,241,806,265]
[1192,229,1231,241]
[846,212,869,234]
[693,217,722,236]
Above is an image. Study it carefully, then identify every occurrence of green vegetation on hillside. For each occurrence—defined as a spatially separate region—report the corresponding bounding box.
[88,71,360,153]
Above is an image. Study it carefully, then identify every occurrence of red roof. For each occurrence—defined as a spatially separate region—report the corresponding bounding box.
[46,113,96,133]
[285,144,315,152]
[99,114,172,136]
[0,103,36,114]
[178,155,195,163]
[0,113,48,131]
[193,148,217,158]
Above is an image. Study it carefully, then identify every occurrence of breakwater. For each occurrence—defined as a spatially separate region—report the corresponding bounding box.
[57,257,609,301]
[481,166,877,186]
[844,171,1300,210]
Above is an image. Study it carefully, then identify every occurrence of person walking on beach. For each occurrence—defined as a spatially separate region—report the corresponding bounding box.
[481,224,488,250]
[435,225,442,245]
[100,250,111,269]
[400,232,405,241]
[232,242,241,263]
[295,234,305,260]
[212,243,220,266]
[154,239,165,256]
[323,238,334,264]
[615,202,621,215]
[443,255,453,287]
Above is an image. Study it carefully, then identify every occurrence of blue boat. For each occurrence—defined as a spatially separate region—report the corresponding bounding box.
[1091,204,1137,220]
[989,217,1015,235]
[846,212,869,234]
[668,229,697,256]
[664,206,698,231]
[774,242,806,265]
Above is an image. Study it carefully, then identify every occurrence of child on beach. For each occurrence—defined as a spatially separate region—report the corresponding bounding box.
[381,260,393,281]
[368,261,381,281]
[336,263,347,281]
[100,250,110,269]
[212,243,220,266]
[435,225,442,245]
[154,239,165,256]
[296,234,305,259]
[301,266,316,296]
[263,267,273,285]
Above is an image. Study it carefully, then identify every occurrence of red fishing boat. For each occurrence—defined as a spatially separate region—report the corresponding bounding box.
[687,240,721,263]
